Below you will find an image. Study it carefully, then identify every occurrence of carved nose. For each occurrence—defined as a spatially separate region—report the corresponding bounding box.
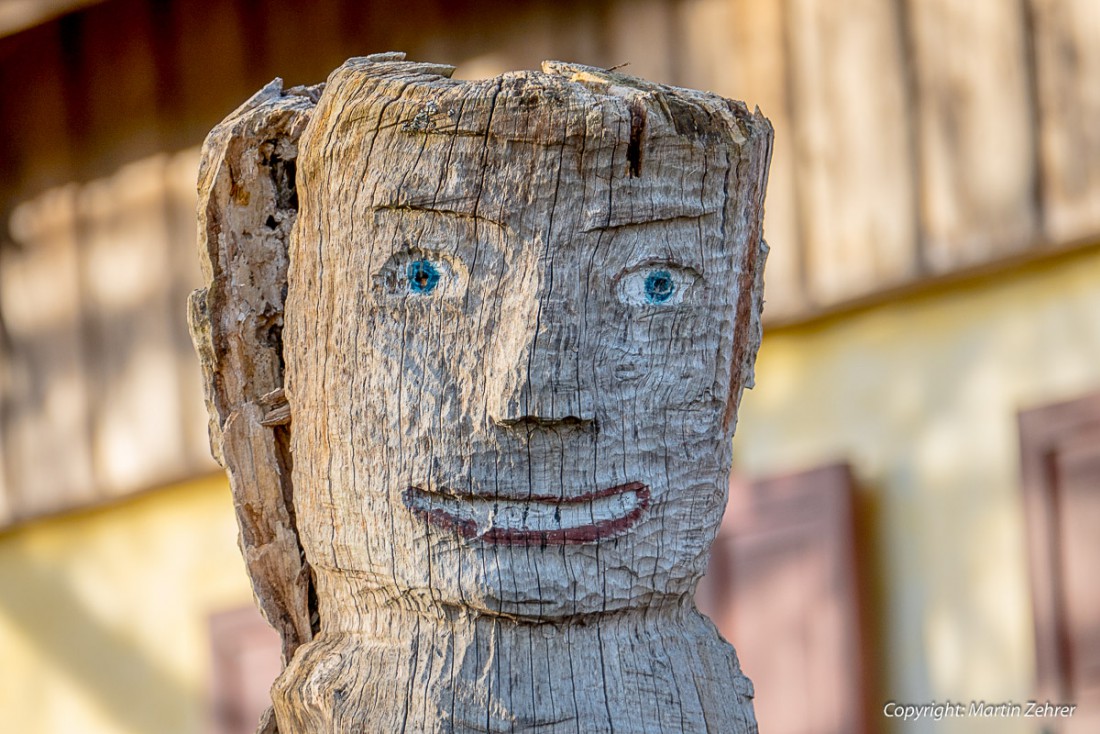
[487,305,595,427]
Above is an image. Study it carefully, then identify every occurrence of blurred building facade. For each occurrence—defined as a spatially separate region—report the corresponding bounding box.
[1,0,1099,732]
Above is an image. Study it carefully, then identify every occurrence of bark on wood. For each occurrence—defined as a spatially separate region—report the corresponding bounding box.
[188,79,321,670]
[193,53,771,733]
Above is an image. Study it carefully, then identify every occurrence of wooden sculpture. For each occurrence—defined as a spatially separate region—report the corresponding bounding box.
[190,52,771,733]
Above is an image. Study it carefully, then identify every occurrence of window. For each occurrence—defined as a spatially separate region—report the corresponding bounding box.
[1020,392,1100,733]
[698,464,869,734]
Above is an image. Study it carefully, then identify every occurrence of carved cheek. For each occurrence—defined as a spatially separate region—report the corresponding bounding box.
[595,305,720,407]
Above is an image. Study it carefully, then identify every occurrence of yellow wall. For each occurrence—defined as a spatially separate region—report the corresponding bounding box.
[734,246,1100,732]
[0,475,251,734]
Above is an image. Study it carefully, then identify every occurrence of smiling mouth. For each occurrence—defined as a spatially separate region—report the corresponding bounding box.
[402,482,650,545]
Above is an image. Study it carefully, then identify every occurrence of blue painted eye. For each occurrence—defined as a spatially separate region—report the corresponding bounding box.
[616,263,695,306]
[406,259,441,294]
[643,269,675,304]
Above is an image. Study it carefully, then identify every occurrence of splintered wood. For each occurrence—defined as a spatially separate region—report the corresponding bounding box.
[191,53,771,733]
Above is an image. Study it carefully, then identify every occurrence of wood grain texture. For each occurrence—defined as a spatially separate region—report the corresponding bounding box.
[262,55,767,732]
[189,78,321,680]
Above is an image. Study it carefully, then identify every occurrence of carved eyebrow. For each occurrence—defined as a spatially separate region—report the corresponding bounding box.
[580,199,717,231]
[581,212,710,233]
[372,202,508,231]
[374,203,710,237]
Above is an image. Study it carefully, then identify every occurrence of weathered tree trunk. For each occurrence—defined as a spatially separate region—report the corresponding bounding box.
[192,53,771,733]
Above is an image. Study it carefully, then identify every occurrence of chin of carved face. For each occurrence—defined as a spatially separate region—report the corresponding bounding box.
[286,66,759,618]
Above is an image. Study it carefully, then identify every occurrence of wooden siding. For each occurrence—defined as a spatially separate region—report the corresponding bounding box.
[0,152,215,524]
[0,0,103,38]
[1,0,1099,520]
[1031,0,1100,244]
[908,0,1039,271]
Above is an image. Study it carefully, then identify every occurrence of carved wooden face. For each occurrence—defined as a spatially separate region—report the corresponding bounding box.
[286,61,767,620]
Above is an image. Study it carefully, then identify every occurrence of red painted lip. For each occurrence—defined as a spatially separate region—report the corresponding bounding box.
[402,482,651,546]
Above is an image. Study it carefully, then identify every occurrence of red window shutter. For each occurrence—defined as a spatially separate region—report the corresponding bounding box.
[208,606,283,734]
[1020,393,1100,733]
[698,464,868,734]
